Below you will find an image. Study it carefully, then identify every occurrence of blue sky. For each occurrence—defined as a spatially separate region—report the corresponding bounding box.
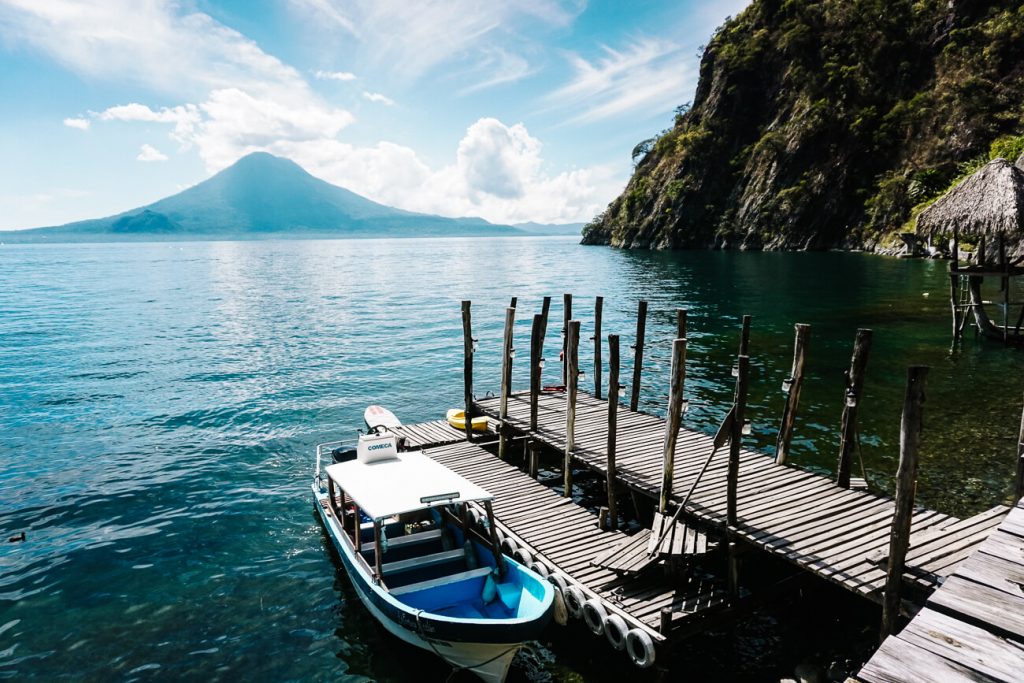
[0,0,750,230]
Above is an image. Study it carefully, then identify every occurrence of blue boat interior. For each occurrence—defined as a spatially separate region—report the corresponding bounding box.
[348,506,550,621]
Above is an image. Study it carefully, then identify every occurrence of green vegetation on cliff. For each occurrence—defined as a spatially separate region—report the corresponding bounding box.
[583,0,1024,250]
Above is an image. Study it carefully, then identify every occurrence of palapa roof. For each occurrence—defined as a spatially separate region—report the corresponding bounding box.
[915,158,1024,238]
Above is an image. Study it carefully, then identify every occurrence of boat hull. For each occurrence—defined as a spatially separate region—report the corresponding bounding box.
[312,485,548,681]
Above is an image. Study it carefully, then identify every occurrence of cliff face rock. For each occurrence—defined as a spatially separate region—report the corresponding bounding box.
[583,0,1024,250]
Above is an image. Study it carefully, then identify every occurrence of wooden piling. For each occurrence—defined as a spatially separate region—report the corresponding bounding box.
[739,314,752,356]
[881,366,929,640]
[728,355,750,527]
[1016,392,1024,506]
[659,338,687,514]
[630,300,648,411]
[594,296,603,399]
[607,334,620,529]
[776,323,811,465]
[677,308,687,340]
[949,272,961,341]
[660,607,672,635]
[498,306,515,460]
[564,320,580,497]
[540,296,551,337]
[528,441,539,479]
[510,296,518,309]
[837,328,873,488]
[461,300,474,443]
[529,313,544,431]
[562,294,572,385]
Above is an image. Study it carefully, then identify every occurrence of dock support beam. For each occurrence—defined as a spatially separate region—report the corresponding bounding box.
[630,300,648,411]
[1016,392,1024,506]
[461,301,475,443]
[562,294,572,385]
[881,366,928,640]
[659,338,687,514]
[776,323,810,465]
[837,328,872,488]
[529,313,544,431]
[606,334,620,529]
[564,320,580,497]
[593,296,603,399]
[498,306,515,460]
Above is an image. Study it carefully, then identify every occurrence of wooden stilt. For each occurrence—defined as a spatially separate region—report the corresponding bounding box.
[1016,392,1024,506]
[881,366,929,640]
[461,301,475,443]
[837,328,872,488]
[776,323,810,465]
[528,441,539,479]
[562,294,572,385]
[659,338,687,514]
[509,296,517,309]
[498,306,515,460]
[630,300,648,411]
[564,319,580,497]
[606,334,620,530]
[727,355,750,527]
[677,308,687,340]
[529,313,543,431]
[738,314,752,356]
[593,296,603,399]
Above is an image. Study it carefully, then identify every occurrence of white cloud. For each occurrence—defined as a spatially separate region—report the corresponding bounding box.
[63,117,90,130]
[457,48,534,95]
[545,37,691,124]
[137,143,168,162]
[314,69,356,81]
[362,91,394,106]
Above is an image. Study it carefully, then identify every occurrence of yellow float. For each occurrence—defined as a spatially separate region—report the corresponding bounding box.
[446,408,489,431]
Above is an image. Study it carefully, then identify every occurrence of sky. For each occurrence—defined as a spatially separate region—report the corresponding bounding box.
[0,0,750,230]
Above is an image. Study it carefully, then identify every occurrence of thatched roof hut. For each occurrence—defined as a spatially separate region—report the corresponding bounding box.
[916,158,1024,238]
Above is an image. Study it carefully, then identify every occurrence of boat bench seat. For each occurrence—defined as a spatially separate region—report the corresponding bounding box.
[388,529,442,548]
[382,548,464,574]
[389,567,491,596]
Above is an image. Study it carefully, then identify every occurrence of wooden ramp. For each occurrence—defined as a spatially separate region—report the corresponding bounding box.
[414,439,734,642]
[476,391,1009,604]
[858,499,1024,682]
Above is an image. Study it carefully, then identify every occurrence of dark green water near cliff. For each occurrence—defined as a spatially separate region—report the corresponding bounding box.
[2,237,1021,681]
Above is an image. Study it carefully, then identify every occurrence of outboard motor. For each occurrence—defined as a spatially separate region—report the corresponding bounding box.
[331,445,358,464]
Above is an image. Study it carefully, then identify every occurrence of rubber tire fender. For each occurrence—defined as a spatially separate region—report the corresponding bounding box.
[625,628,656,669]
[582,598,607,636]
[547,572,568,596]
[500,536,518,556]
[564,585,585,619]
[513,547,533,566]
[603,614,628,651]
[530,560,550,578]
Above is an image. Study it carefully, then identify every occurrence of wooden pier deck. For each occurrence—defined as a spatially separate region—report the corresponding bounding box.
[407,438,735,644]
[475,390,1009,605]
[858,498,1024,682]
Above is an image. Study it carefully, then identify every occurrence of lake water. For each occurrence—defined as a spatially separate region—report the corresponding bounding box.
[2,237,1023,681]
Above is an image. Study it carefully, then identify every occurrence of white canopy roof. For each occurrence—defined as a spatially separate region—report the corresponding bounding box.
[325,451,494,520]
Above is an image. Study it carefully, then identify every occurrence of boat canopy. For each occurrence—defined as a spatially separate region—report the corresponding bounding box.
[324,451,494,520]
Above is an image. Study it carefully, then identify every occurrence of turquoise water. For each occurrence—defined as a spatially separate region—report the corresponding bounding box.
[2,237,1022,681]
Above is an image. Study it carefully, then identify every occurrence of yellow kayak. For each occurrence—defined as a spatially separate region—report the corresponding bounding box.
[446,408,488,431]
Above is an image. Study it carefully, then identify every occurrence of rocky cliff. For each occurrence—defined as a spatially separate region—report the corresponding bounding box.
[583,0,1024,250]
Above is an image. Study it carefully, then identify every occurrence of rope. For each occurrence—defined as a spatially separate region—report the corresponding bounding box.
[413,608,520,682]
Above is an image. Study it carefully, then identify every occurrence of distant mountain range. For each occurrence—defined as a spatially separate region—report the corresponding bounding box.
[2,152,582,242]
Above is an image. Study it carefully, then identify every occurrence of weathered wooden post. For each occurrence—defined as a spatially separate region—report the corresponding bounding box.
[606,334,620,529]
[739,314,752,356]
[529,313,544,431]
[564,320,580,497]
[950,232,962,341]
[461,300,475,442]
[776,323,811,465]
[562,293,572,385]
[498,306,515,459]
[540,296,551,336]
[881,366,929,640]
[510,296,518,309]
[728,354,750,597]
[630,300,648,411]
[837,328,873,488]
[659,338,687,514]
[677,308,687,340]
[593,296,603,399]
[1016,392,1024,506]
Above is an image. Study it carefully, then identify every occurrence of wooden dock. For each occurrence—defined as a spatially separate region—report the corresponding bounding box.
[475,390,1008,605]
[858,498,1024,682]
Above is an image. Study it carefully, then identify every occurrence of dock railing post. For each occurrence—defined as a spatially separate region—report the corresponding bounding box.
[881,366,929,640]
[727,354,750,597]
[677,308,687,340]
[776,323,810,465]
[606,334,620,529]
[498,306,516,460]
[564,320,580,497]
[593,296,603,399]
[630,300,648,411]
[1016,392,1024,506]
[529,313,544,431]
[659,338,687,514]
[562,294,572,385]
[461,301,475,443]
[739,314,751,356]
[837,328,873,488]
